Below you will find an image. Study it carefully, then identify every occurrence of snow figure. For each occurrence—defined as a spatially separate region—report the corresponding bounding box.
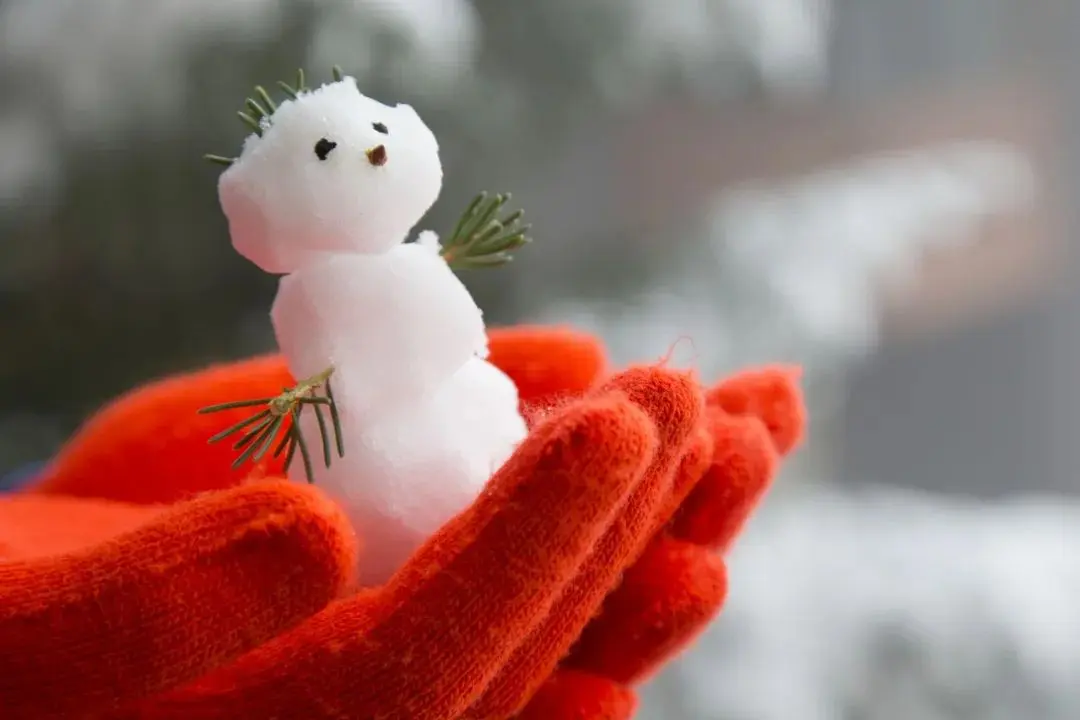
[214,72,528,585]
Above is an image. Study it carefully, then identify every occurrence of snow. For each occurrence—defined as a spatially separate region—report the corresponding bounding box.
[270,244,489,417]
[220,76,443,273]
[219,75,527,585]
[638,485,1080,720]
[296,354,526,583]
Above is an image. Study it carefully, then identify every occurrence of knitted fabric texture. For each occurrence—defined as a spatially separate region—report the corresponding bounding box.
[0,326,805,720]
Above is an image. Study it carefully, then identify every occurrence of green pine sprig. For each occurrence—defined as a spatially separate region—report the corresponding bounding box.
[440,192,532,270]
[205,67,342,167]
[198,367,344,484]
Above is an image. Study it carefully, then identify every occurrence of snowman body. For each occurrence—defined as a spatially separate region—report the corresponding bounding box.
[270,244,489,417]
[217,75,528,585]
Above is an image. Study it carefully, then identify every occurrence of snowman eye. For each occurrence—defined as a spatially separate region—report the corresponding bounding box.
[372,122,389,135]
[314,138,337,161]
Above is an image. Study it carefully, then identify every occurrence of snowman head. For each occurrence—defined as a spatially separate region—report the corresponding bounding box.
[218,75,443,274]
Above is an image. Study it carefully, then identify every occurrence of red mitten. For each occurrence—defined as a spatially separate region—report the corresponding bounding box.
[518,366,804,719]
[0,327,804,720]
[0,483,359,719]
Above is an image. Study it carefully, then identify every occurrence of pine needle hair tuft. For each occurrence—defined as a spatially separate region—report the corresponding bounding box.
[204,66,345,168]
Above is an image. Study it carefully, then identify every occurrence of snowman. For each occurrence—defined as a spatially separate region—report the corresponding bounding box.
[214,73,528,585]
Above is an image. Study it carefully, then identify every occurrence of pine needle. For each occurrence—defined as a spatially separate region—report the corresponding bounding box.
[232,417,273,451]
[254,86,277,113]
[253,415,286,462]
[207,409,270,443]
[199,398,274,413]
[272,424,293,458]
[283,425,299,472]
[204,154,235,167]
[313,402,332,469]
[245,98,270,122]
[292,407,315,484]
[326,378,345,458]
[237,111,262,135]
[277,81,298,100]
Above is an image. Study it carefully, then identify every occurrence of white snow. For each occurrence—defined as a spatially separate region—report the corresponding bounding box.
[270,244,489,416]
[295,354,526,583]
[219,75,527,585]
[638,485,1080,720]
[220,76,444,273]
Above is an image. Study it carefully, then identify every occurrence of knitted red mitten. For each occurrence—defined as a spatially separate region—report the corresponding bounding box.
[0,326,804,720]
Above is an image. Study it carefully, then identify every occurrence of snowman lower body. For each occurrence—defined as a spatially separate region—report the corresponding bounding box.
[290,355,528,586]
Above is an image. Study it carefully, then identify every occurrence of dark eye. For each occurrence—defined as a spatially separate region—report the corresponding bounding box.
[314,138,337,161]
[372,122,389,135]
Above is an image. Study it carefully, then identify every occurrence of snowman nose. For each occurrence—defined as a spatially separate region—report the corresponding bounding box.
[366,145,388,167]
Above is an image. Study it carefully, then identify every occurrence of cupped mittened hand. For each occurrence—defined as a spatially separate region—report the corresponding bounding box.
[0,326,806,719]
[516,365,804,719]
[127,381,677,720]
[0,482,359,719]
[462,369,703,719]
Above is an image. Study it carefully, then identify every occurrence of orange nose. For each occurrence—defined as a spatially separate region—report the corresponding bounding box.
[366,145,388,166]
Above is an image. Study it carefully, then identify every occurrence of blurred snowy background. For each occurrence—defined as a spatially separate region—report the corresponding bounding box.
[0,1,1077,718]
